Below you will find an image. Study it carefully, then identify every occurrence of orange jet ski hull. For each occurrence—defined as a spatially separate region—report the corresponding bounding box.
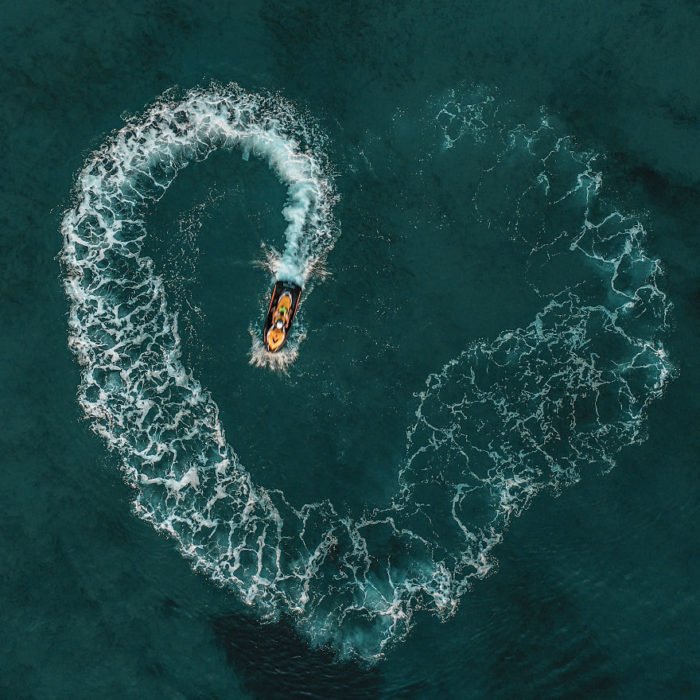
[263,281,302,352]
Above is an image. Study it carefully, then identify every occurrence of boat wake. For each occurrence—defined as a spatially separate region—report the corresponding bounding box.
[248,329,305,370]
[60,83,673,660]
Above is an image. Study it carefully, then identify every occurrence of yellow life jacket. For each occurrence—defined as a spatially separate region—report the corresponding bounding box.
[267,326,286,351]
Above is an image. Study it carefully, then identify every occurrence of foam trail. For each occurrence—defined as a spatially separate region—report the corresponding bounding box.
[61,84,673,660]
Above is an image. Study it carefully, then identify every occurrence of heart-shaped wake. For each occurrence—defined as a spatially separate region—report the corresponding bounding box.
[60,84,673,660]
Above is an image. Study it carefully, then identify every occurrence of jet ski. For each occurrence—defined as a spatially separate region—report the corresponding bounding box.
[263,280,302,352]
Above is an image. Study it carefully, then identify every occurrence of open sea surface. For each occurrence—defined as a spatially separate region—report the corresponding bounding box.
[1,1,698,698]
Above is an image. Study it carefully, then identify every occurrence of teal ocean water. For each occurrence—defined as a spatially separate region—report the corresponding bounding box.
[2,1,699,697]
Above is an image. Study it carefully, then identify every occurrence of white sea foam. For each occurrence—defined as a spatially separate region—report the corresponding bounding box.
[61,84,674,661]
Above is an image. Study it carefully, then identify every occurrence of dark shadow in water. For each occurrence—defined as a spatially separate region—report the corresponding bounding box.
[611,151,700,207]
[212,613,383,700]
[485,593,620,700]
[477,523,623,700]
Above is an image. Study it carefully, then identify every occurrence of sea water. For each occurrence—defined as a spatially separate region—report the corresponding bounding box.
[1,1,698,698]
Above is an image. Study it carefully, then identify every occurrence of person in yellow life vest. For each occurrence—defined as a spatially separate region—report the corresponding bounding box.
[267,319,286,351]
[264,286,299,352]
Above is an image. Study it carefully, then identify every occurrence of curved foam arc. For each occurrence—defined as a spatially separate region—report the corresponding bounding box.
[61,84,674,660]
